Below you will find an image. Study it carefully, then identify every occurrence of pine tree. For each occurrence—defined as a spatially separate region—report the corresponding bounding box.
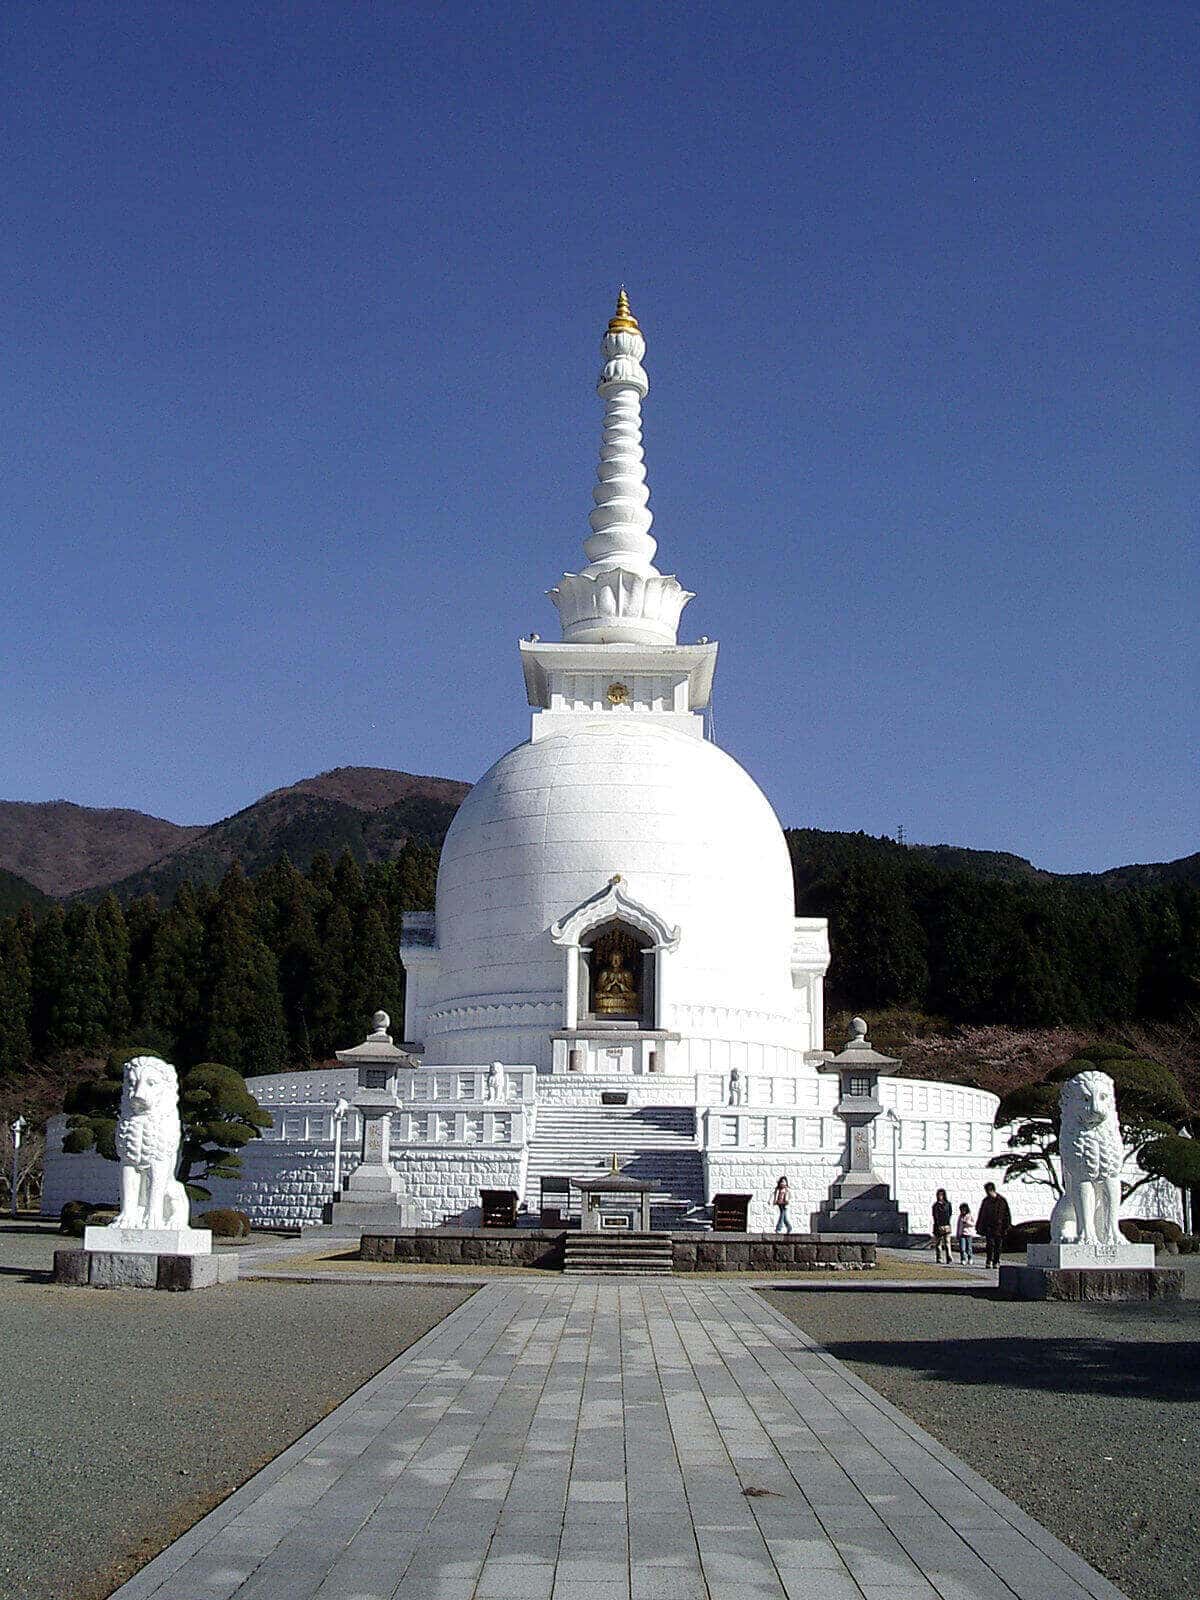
[216,863,258,925]
[332,850,367,915]
[200,899,287,1076]
[0,916,33,1072]
[309,900,354,1058]
[268,863,324,1064]
[124,895,162,1030]
[343,901,404,1041]
[94,892,132,1041]
[59,905,113,1052]
[138,883,206,1060]
[177,1061,274,1197]
[30,906,71,1055]
[369,844,439,942]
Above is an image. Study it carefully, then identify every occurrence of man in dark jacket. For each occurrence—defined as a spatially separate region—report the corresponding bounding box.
[977,1182,1012,1268]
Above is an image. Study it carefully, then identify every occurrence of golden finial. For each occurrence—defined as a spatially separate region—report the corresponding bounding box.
[607,287,641,335]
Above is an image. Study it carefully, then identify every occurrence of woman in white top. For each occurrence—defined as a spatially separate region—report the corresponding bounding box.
[772,1175,792,1234]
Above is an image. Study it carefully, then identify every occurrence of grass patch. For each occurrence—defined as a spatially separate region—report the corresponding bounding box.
[250,1248,968,1282]
[251,1248,558,1277]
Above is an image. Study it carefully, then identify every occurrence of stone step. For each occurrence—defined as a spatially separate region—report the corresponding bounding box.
[563,1233,674,1275]
[562,1248,675,1265]
[525,1105,705,1216]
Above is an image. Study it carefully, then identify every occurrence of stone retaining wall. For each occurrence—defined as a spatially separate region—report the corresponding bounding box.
[357,1229,876,1273]
[671,1233,876,1272]
[360,1228,564,1269]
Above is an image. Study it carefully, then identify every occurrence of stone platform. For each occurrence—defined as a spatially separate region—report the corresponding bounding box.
[357,1229,878,1273]
[54,1248,239,1291]
[999,1263,1182,1302]
[361,1228,566,1269]
[82,1224,212,1254]
[1000,1237,1179,1301]
[1026,1240,1156,1269]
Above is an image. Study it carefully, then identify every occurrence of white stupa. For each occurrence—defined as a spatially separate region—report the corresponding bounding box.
[402,292,830,1078]
[43,295,1020,1234]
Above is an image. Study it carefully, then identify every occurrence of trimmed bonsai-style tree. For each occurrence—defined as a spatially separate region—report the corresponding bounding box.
[990,1042,1190,1202]
[63,1049,272,1200]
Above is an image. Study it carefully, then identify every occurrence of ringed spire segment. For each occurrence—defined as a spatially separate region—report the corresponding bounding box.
[548,293,694,646]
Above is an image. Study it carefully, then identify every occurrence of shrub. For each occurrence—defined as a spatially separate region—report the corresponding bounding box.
[1004,1219,1050,1251]
[59,1200,108,1236]
[1136,1217,1184,1245]
[199,1207,251,1238]
[1176,1236,1200,1255]
[1127,1217,1183,1252]
[1119,1218,1146,1242]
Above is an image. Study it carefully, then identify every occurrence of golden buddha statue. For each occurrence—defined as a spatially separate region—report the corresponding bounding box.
[593,940,639,1016]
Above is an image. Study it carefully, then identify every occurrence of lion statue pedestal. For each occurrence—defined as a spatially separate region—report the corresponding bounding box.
[54,1056,238,1292]
[999,1070,1176,1303]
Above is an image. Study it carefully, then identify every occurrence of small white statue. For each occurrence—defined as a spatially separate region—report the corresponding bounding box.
[1050,1070,1124,1247]
[729,1067,748,1106]
[485,1060,507,1102]
[110,1056,190,1231]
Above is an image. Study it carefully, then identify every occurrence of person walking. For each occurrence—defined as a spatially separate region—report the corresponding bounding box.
[772,1174,792,1234]
[931,1189,953,1264]
[956,1202,975,1264]
[977,1181,1012,1268]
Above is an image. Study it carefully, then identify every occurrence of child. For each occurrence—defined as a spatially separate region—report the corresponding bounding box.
[956,1201,975,1264]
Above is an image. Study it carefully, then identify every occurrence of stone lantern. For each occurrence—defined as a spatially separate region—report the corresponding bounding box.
[812,1017,908,1238]
[325,1011,414,1232]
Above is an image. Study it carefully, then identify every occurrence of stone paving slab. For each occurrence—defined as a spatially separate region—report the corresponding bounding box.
[109,1279,1131,1600]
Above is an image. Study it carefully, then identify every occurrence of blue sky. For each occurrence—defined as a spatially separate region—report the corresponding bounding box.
[1,1,1195,873]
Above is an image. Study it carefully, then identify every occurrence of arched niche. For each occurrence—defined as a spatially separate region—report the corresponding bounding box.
[583,919,654,1027]
[550,876,681,1033]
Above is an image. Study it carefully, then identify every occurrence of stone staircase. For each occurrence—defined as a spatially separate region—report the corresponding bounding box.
[563,1232,674,1275]
[525,1104,704,1221]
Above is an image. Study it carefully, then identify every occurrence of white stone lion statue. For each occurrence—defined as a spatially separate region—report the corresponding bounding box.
[109,1055,191,1231]
[1050,1069,1124,1247]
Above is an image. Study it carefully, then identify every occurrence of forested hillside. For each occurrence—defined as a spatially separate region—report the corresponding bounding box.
[0,847,439,1087]
[0,827,1195,1108]
[0,767,469,900]
[788,830,1199,1026]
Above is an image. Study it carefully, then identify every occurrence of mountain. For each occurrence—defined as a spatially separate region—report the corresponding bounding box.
[82,769,470,903]
[283,767,469,811]
[787,828,1200,892]
[1,769,1194,905]
[1072,852,1200,890]
[909,845,1050,883]
[0,800,203,897]
[913,843,1200,890]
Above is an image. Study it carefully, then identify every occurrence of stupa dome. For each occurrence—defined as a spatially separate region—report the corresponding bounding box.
[420,718,801,1067]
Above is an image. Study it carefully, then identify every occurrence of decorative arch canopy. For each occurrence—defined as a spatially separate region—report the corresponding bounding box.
[550,876,681,951]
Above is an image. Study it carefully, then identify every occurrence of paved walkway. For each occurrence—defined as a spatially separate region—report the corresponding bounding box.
[112,1279,1129,1600]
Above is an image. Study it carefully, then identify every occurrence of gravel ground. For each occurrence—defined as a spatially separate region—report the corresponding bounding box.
[0,1223,472,1600]
[762,1260,1200,1600]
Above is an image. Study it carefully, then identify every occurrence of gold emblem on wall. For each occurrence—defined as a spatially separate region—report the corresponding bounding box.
[606,682,630,705]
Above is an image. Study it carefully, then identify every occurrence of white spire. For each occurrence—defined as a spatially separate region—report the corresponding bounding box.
[549,293,694,646]
[585,288,655,574]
